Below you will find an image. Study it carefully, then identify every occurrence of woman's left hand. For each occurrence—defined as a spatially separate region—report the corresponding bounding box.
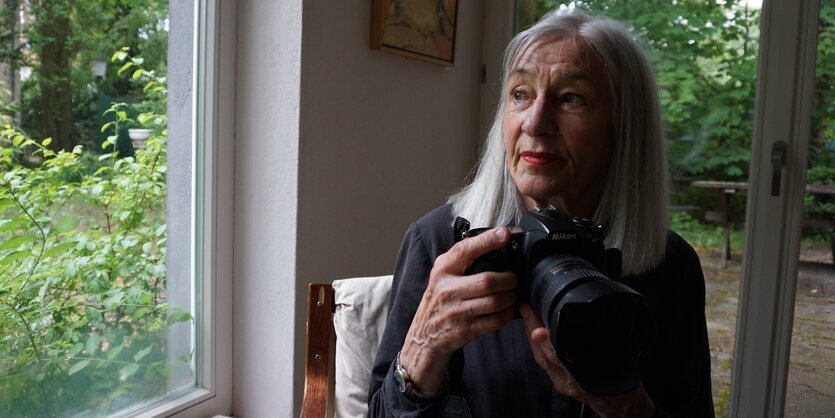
[519,304,656,418]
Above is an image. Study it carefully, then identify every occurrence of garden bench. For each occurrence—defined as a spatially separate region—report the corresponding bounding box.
[691,181,835,267]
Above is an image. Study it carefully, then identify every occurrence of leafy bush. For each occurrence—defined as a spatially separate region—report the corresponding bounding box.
[669,211,744,252]
[804,152,835,241]
[0,53,188,417]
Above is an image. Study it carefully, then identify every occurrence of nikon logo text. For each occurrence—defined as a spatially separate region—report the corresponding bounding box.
[550,232,577,240]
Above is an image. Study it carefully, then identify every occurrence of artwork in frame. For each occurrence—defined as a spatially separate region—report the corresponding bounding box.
[370,0,459,66]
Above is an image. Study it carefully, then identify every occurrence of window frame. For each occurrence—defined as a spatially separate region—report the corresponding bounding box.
[729,0,822,416]
[128,0,235,416]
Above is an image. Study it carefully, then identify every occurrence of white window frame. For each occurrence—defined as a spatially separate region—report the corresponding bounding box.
[730,0,821,416]
[127,0,235,416]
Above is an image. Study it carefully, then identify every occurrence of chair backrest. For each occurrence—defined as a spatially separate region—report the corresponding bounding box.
[301,275,393,418]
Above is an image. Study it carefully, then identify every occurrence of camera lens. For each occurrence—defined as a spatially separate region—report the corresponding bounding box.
[526,254,649,395]
[528,255,608,326]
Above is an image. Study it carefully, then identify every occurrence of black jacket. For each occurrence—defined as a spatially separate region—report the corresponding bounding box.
[368,205,714,417]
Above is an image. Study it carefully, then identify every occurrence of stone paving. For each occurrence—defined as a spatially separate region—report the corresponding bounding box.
[700,245,835,417]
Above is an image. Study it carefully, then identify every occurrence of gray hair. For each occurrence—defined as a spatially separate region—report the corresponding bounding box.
[448,8,668,276]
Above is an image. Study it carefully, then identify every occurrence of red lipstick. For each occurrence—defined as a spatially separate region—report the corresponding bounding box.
[521,151,556,166]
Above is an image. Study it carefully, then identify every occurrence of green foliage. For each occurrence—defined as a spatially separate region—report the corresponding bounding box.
[814,2,835,139]
[669,211,744,251]
[8,0,169,152]
[807,3,835,224]
[535,0,760,182]
[533,0,835,222]
[0,52,183,417]
[804,162,835,240]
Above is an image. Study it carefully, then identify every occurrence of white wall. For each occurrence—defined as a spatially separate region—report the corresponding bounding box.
[233,0,302,416]
[233,1,485,415]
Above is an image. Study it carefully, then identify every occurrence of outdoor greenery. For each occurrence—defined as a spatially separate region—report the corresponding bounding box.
[0,0,178,414]
[807,3,835,229]
[669,211,744,251]
[0,0,168,153]
[528,0,835,224]
[0,50,183,417]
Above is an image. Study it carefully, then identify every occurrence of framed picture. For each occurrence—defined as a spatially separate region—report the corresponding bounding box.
[370,0,459,66]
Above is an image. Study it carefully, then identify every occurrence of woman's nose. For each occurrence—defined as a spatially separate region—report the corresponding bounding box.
[522,96,556,137]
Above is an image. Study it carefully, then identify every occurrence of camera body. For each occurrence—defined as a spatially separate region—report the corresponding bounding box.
[454,206,652,395]
[457,205,619,293]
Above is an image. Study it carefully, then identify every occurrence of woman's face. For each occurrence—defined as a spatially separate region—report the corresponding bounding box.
[502,36,614,218]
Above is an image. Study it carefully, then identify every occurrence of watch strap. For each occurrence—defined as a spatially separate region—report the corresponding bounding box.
[393,350,444,402]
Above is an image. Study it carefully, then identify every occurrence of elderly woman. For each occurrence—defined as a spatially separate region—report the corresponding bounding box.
[368,8,713,418]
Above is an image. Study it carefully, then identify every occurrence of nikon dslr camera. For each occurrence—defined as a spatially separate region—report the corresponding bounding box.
[454,206,653,395]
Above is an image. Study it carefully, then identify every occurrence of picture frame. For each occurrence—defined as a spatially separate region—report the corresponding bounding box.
[370,0,459,66]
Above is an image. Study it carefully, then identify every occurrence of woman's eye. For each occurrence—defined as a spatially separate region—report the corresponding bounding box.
[561,93,582,104]
[511,90,528,102]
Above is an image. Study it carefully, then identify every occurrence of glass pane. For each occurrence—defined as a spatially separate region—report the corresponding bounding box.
[516,1,761,416]
[786,1,835,415]
[0,0,194,416]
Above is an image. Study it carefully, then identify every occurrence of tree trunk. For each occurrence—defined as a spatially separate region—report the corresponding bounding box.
[31,0,74,151]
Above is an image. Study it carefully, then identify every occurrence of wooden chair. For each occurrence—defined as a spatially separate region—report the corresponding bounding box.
[300,276,393,418]
[301,283,335,418]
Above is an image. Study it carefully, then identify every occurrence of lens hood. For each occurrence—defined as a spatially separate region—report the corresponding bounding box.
[551,280,652,395]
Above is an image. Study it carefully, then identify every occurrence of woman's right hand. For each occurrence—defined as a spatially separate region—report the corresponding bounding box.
[398,227,518,396]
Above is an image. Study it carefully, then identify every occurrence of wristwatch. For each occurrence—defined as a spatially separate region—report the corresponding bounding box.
[393,351,436,401]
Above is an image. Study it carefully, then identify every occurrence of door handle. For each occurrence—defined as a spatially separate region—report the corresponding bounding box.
[771,141,787,197]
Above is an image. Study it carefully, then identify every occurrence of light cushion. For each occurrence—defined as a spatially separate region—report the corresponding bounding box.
[332,275,393,418]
